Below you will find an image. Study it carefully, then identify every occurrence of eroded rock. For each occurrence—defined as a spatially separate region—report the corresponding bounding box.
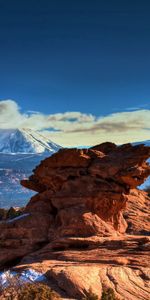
[0,142,150,299]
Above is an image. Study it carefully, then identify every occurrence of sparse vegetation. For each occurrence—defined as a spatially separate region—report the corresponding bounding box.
[17,283,60,300]
[6,207,22,219]
[0,283,60,300]
[144,186,150,197]
[82,288,99,300]
[0,208,7,221]
[0,272,60,300]
[0,207,24,221]
[82,287,119,300]
[101,288,119,300]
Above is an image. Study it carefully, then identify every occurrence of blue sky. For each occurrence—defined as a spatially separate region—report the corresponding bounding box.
[0,0,150,116]
[0,1,150,146]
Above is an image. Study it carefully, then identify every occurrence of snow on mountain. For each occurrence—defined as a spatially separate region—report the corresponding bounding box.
[0,128,62,207]
[0,128,61,154]
[133,140,150,147]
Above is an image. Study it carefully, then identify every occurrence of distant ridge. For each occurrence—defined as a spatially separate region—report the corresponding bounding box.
[133,140,150,146]
[132,140,150,190]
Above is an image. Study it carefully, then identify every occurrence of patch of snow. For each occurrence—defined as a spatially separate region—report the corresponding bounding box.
[20,269,46,282]
[132,140,150,190]
[0,269,46,289]
[139,157,150,190]
[7,213,30,223]
[0,270,17,287]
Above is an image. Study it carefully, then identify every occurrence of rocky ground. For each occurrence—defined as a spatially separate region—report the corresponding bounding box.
[0,142,150,299]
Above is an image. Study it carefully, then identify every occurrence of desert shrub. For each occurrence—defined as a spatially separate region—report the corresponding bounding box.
[101,288,119,300]
[144,186,150,197]
[0,273,19,299]
[82,287,119,300]
[17,282,60,300]
[0,272,60,300]
[0,282,60,300]
[0,208,7,221]
[82,288,99,300]
[6,207,21,219]
[0,207,25,221]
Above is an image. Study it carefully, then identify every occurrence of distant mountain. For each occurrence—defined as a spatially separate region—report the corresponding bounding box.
[133,140,150,147]
[0,129,62,208]
[0,128,61,154]
[143,140,150,146]
[134,140,150,190]
[0,152,49,208]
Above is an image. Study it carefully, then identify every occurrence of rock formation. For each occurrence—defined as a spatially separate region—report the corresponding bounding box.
[0,142,150,299]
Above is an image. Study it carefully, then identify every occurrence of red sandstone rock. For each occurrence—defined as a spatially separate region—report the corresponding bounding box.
[16,235,150,299]
[21,142,150,236]
[124,189,150,235]
[0,142,150,299]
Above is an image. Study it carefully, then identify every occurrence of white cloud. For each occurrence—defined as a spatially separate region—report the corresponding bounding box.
[0,99,150,146]
[0,100,26,128]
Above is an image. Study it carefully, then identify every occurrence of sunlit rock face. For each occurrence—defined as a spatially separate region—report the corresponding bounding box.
[0,142,150,299]
[21,142,150,238]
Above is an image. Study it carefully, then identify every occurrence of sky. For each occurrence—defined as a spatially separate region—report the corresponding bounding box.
[0,0,150,146]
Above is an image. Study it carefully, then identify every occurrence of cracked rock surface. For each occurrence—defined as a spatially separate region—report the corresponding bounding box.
[0,142,150,299]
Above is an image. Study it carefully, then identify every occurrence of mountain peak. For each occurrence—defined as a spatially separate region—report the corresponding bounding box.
[0,128,61,154]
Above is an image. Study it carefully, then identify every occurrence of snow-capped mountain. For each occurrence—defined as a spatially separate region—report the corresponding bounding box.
[0,128,62,208]
[0,128,61,154]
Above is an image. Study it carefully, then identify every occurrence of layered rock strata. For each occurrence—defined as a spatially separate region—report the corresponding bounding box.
[0,142,150,299]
